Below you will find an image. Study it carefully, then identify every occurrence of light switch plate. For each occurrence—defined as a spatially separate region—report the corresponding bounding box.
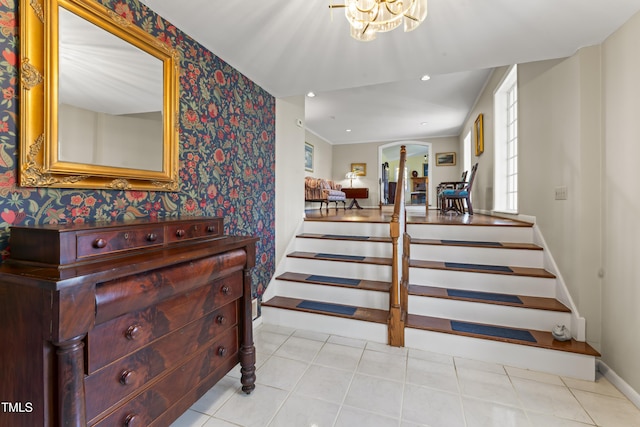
[555,186,568,200]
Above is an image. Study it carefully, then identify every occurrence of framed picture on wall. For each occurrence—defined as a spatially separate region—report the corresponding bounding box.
[436,152,456,166]
[474,113,484,156]
[351,163,367,176]
[305,142,314,172]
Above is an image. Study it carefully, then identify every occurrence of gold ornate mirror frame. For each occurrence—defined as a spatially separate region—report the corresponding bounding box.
[20,0,180,191]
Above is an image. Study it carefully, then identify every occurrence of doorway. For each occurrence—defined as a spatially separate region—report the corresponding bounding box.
[378,141,433,207]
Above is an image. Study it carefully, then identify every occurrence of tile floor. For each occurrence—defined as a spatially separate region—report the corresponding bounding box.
[170,324,640,427]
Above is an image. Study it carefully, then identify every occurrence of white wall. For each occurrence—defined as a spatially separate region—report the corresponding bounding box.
[275,96,305,265]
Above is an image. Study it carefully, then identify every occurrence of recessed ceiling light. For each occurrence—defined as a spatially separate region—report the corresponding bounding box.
[346,129,352,132]
[306,91,316,97]
[420,74,431,81]
[420,122,428,125]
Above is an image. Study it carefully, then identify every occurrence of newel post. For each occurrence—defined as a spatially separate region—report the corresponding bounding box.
[388,145,407,347]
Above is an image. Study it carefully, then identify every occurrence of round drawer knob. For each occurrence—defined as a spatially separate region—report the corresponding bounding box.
[119,370,135,385]
[218,346,227,357]
[125,324,141,340]
[221,286,231,295]
[206,225,216,233]
[124,414,139,427]
[92,238,107,249]
[146,233,158,242]
[216,315,227,325]
[175,229,185,237]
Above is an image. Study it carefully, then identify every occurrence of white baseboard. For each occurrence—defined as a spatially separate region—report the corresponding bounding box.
[252,315,263,329]
[478,209,537,225]
[598,360,640,409]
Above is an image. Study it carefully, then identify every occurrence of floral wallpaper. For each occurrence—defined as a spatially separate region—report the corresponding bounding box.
[0,0,276,298]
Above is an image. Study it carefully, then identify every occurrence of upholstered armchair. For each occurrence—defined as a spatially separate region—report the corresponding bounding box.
[305,176,346,210]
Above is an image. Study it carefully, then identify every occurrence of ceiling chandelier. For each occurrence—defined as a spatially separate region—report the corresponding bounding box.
[330,0,428,42]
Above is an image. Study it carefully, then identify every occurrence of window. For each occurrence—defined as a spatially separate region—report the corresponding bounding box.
[493,65,518,213]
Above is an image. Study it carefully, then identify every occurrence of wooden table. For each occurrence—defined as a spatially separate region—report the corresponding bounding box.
[342,187,369,209]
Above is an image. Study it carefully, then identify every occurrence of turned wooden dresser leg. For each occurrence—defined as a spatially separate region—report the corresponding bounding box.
[54,335,87,427]
[240,263,256,394]
[239,344,256,394]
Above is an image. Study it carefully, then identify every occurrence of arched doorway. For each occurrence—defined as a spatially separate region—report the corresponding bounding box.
[378,141,434,207]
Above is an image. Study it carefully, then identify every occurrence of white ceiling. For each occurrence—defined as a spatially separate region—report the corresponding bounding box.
[140,0,640,144]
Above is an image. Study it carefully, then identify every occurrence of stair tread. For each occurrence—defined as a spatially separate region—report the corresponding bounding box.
[408,284,570,312]
[277,272,391,292]
[288,251,392,266]
[411,238,542,251]
[410,259,556,278]
[406,214,533,227]
[262,296,388,324]
[406,314,600,357]
[297,233,392,243]
[305,216,390,224]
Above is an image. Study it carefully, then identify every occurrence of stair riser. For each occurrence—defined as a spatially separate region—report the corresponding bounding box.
[409,268,556,298]
[274,280,389,310]
[410,245,543,268]
[296,238,392,258]
[304,221,390,238]
[405,328,595,381]
[261,306,387,343]
[407,224,533,243]
[286,258,392,281]
[408,296,571,331]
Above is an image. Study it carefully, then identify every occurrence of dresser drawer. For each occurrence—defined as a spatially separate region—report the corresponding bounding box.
[95,249,246,324]
[85,306,238,421]
[76,226,164,259]
[87,278,240,373]
[89,327,238,427]
[166,218,222,243]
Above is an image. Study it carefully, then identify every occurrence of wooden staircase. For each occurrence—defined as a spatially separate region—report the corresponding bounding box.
[405,218,599,380]
[261,212,600,380]
[262,216,392,343]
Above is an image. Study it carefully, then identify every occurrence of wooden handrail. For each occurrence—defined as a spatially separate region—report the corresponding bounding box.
[388,146,406,347]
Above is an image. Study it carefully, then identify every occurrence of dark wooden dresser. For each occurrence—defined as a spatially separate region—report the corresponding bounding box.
[0,217,257,427]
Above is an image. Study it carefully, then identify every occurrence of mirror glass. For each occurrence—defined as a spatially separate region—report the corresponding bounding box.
[58,7,164,172]
[19,0,179,191]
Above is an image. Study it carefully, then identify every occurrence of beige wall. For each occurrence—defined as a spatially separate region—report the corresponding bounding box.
[464,10,640,393]
[468,58,602,342]
[333,142,380,207]
[462,56,605,348]
[333,137,460,207]
[518,48,603,351]
[458,66,509,212]
[601,10,640,394]
[429,136,463,192]
[305,131,333,179]
[304,131,334,210]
